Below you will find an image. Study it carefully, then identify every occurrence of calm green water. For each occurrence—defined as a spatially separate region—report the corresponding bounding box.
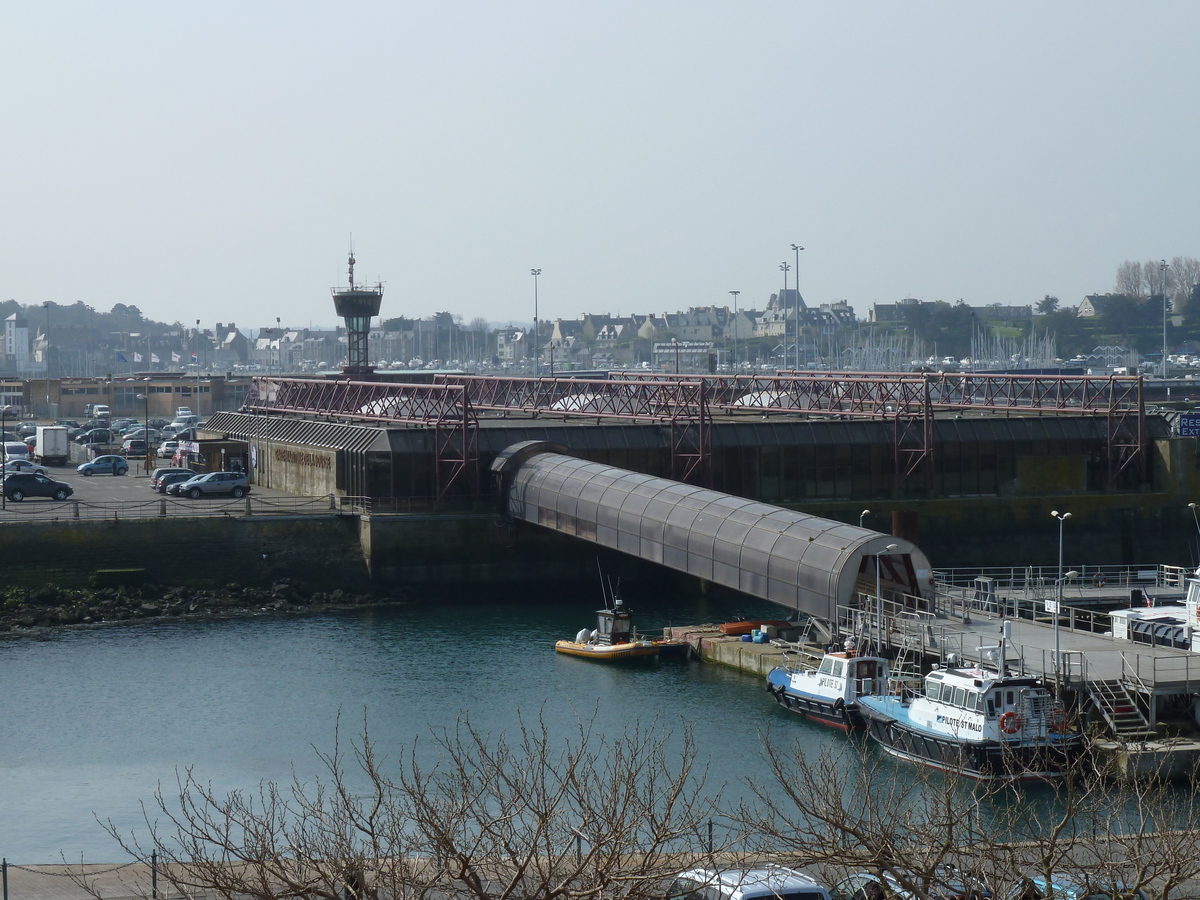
[0,589,849,862]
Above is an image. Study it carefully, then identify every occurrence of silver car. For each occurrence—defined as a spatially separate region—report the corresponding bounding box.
[178,471,251,499]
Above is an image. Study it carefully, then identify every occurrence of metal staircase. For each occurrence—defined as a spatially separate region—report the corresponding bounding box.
[1086,679,1157,741]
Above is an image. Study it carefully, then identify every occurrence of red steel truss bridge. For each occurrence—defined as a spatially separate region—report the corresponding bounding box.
[242,372,1146,497]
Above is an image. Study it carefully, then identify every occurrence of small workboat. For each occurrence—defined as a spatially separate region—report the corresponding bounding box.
[856,640,1080,781]
[766,639,889,730]
[555,582,660,662]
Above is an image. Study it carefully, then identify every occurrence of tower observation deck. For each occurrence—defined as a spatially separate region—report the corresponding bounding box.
[331,251,384,376]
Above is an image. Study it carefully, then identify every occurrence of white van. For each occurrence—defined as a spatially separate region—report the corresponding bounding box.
[93,404,110,419]
[3,441,30,460]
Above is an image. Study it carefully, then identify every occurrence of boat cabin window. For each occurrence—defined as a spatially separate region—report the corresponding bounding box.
[926,682,942,701]
[832,659,846,678]
[970,691,984,712]
[1005,689,1016,706]
[986,695,996,717]
[818,658,836,675]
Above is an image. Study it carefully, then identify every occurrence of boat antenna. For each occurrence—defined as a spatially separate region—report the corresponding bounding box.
[596,557,611,609]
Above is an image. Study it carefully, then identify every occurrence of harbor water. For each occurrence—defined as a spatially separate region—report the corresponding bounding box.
[0,588,850,863]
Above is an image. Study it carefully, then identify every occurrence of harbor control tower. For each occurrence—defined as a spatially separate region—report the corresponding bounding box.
[331,251,384,376]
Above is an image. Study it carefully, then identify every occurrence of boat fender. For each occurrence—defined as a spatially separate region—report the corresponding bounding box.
[575,628,591,644]
[832,697,845,714]
[999,711,1022,734]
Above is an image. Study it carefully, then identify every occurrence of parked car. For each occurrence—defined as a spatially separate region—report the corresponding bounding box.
[158,440,180,459]
[123,427,160,442]
[3,441,30,460]
[112,418,139,434]
[121,438,149,455]
[832,869,990,900]
[16,421,39,437]
[156,470,199,494]
[671,867,832,900]
[54,419,82,438]
[75,428,113,445]
[3,459,49,476]
[1001,876,1148,900]
[148,417,172,430]
[150,466,195,489]
[77,455,130,476]
[2,472,74,502]
[177,471,251,499]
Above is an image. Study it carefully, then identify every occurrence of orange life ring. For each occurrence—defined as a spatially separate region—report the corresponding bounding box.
[1049,708,1067,733]
[999,711,1022,735]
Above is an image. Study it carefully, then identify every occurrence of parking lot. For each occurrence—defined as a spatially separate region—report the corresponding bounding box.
[0,460,333,522]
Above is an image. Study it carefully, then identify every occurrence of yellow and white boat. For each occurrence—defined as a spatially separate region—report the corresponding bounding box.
[555,590,660,662]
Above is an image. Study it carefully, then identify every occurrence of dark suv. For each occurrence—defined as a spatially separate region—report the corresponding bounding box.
[3,472,74,502]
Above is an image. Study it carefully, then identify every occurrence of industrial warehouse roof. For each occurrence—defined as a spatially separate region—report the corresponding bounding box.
[203,410,391,453]
[492,441,931,618]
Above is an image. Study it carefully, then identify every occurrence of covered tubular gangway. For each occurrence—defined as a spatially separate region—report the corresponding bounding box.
[492,442,934,619]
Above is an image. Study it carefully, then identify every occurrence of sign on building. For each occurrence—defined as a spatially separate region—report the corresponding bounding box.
[1179,414,1200,437]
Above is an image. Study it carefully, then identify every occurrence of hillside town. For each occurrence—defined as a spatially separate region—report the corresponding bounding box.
[3,258,1199,379]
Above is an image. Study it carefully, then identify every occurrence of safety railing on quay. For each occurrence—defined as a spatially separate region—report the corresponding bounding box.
[1120,648,1200,694]
[0,494,344,522]
[933,563,1191,593]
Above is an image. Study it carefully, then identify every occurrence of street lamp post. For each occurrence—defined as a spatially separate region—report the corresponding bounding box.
[1051,510,1072,687]
[876,542,899,653]
[728,290,740,373]
[672,337,680,374]
[530,269,542,376]
[791,244,804,369]
[859,509,871,528]
[1161,259,1170,380]
[43,301,52,414]
[1,404,10,510]
[137,393,152,473]
[779,261,790,370]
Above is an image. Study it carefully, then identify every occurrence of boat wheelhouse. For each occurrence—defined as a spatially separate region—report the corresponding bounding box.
[766,642,889,729]
[857,664,1080,781]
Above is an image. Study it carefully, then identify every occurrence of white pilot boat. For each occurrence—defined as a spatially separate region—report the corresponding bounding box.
[766,640,889,730]
[857,661,1080,781]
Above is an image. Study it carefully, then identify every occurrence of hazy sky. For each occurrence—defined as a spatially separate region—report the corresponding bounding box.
[3,3,1199,330]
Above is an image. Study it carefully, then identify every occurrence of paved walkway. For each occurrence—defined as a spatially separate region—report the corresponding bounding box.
[1,863,172,900]
[895,591,1200,692]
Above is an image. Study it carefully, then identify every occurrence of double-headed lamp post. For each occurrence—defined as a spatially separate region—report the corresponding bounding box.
[530,269,542,376]
[1051,509,1073,687]
[876,542,899,652]
[859,509,871,528]
[791,244,804,369]
[728,290,740,372]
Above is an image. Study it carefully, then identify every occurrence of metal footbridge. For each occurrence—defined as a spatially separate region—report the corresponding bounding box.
[491,441,932,621]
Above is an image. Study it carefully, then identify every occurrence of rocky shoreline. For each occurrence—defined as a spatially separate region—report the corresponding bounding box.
[0,578,399,635]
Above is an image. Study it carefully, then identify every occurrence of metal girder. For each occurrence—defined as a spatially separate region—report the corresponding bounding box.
[434,374,706,420]
[244,377,480,500]
[243,371,1149,496]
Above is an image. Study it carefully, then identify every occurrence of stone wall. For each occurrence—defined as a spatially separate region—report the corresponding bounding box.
[0,515,368,591]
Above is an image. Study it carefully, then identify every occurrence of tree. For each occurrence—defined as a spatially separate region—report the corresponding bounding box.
[1115,261,1147,299]
[1036,295,1060,315]
[1171,256,1200,314]
[74,712,724,900]
[736,732,1200,899]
